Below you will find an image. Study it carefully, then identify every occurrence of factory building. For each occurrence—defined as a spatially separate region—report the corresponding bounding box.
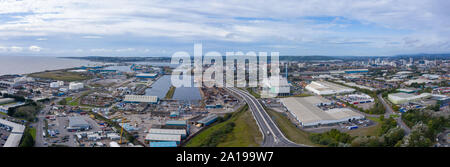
[344,69,369,74]
[305,81,355,95]
[69,82,84,90]
[397,88,419,94]
[280,96,364,127]
[165,120,187,127]
[68,116,90,131]
[0,118,25,147]
[145,133,181,145]
[0,98,14,105]
[123,95,158,104]
[50,81,64,88]
[388,93,432,105]
[150,141,178,147]
[340,94,374,104]
[136,73,157,79]
[431,94,450,107]
[196,114,218,127]
[149,128,187,139]
[261,76,291,97]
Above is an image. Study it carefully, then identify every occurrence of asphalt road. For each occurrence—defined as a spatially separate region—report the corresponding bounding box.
[377,94,411,135]
[34,106,50,147]
[226,87,307,147]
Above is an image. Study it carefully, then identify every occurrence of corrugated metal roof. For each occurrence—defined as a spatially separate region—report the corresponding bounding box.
[149,128,186,136]
[150,141,177,147]
[198,114,218,124]
[145,134,181,142]
[68,116,89,127]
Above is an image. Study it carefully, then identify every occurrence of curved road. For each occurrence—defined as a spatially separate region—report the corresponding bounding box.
[377,94,411,135]
[226,87,306,147]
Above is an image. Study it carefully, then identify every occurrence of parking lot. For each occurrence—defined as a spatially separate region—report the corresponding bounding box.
[0,126,11,147]
[45,115,102,147]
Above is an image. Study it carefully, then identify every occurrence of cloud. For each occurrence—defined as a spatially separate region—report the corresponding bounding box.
[29,45,42,52]
[82,36,103,39]
[10,46,23,52]
[0,0,449,56]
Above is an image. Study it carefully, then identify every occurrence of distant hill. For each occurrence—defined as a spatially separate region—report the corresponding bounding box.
[62,53,449,63]
[393,53,450,59]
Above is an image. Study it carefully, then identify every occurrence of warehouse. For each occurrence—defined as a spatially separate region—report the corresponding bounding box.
[68,116,91,131]
[149,128,187,139]
[280,96,364,127]
[196,114,218,127]
[305,81,355,95]
[69,82,84,90]
[261,76,291,96]
[339,93,374,104]
[0,98,14,105]
[123,95,158,104]
[344,69,369,74]
[166,120,187,127]
[150,141,178,147]
[145,133,181,144]
[388,93,432,105]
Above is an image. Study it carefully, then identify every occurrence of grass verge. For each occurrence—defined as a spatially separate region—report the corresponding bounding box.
[265,107,318,146]
[185,105,262,147]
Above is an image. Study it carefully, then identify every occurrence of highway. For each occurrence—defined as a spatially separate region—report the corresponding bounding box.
[226,87,307,147]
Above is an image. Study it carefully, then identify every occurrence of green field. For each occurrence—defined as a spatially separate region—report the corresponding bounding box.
[29,127,36,140]
[265,107,319,146]
[29,70,91,81]
[185,105,262,147]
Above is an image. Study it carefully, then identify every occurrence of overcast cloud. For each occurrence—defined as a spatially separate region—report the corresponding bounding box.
[0,0,449,56]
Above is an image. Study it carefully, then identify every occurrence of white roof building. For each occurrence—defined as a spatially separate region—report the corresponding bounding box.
[388,93,432,105]
[305,81,355,95]
[69,82,84,90]
[149,128,187,136]
[145,133,181,143]
[0,118,26,147]
[280,96,364,127]
[109,141,120,147]
[50,81,64,88]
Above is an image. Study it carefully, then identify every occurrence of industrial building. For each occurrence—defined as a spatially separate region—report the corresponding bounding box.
[397,88,419,94]
[261,76,290,96]
[150,141,178,147]
[340,93,374,104]
[0,98,14,105]
[136,73,157,78]
[388,93,432,105]
[69,82,84,90]
[196,114,218,127]
[280,96,364,127]
[165,120,187,127]
[344,69,369,74]
[149,128,187,139]
[123,95,158,104]
[68,116,91,131]
[145,133,181,144]
[305,81,355,95]
[0,118,25,147]
[50,81,64,88]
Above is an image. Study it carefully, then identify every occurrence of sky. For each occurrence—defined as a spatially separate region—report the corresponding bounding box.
[0,0,450,57]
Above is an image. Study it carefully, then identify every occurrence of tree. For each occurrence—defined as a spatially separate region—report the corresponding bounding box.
[19,128,35,147]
